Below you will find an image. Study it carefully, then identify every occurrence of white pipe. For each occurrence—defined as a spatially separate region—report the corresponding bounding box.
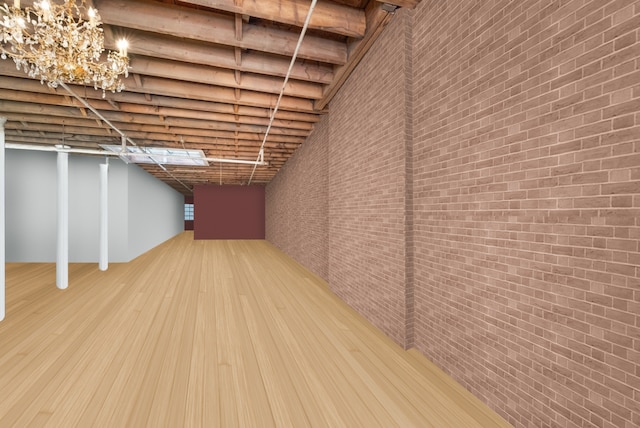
[4,143,267,165]
[5,143,120,156]
[248,0,317,184]
[0,117,6,321]
[99,161,108,271]
[203,157,266,166]
[56,150,69,290]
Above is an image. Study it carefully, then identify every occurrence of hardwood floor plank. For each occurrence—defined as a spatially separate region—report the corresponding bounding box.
[0,232,512,427]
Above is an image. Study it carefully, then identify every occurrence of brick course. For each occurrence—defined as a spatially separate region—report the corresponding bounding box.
[266,1,640,426]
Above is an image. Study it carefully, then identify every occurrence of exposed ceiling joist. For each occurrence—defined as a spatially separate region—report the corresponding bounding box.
[185,0,366,38]
[94,0,348,64]
[1,0,422,192]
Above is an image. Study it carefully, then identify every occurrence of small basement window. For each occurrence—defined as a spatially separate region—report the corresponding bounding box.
[184,203,194,221]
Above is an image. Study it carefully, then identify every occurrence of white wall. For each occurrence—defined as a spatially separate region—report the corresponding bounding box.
[6,150,57,262]
[5,150,184,263]
[127,162,184,260]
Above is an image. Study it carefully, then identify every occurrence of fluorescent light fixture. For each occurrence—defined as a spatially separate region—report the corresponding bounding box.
[100,145,209,166]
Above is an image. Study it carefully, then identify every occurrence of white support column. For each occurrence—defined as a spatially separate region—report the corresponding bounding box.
[99,161,108,271]
[56,150,69,290]
[0,117,6,321]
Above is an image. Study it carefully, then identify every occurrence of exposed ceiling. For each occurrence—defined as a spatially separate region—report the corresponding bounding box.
[0,0,420,194]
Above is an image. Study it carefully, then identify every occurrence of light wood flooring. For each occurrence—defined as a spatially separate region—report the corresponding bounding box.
[0,232,511,427]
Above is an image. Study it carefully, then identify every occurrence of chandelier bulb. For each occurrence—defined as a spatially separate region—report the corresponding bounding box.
[88,7,96,25]
[39,0,51,20]
[117,38,128,57]
[13,0,19,9]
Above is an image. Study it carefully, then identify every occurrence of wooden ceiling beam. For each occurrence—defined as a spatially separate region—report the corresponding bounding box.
[106,30,333,84]
[129,56,324,99]
[375,0,421,8]
[0,63,316,112]
[0,77,321,122]
[0,89,315,130]
[3,116,308,143]
[0,105,311,137]
[4,123,306,145]
[184,0,366,38]
[316,1,394,110]
[6,0,400,187]
[120,75,316,113]
[93,0,347,64]
[4,135,300,156]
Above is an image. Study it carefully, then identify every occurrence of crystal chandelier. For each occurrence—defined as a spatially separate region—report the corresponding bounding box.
[0,0,129,94]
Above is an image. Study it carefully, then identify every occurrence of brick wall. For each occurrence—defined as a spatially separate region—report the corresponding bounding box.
[328,12,411,346]
[413,1,640,427]
[266,0,640,426]
[266,13,412,345]
[266,115,329,280]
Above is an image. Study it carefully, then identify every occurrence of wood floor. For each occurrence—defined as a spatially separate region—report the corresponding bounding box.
[0,232,511,427]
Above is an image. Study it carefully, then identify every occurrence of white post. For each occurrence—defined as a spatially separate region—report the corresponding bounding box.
[0,117,6,321]
[56,150,68,289]
[99,161,108,271]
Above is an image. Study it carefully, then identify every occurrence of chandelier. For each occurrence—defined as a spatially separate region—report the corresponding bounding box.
[0,0,129,94]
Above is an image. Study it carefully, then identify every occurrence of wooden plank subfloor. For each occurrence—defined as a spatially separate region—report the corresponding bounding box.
[0,232,512,427]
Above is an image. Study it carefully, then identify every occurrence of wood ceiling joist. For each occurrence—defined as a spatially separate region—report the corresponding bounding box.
[0,77,321,122]
[184,0,366,38]
[3,121,307,144]
[0,90,315,130]
[5,136,298,158]
[104,33,335,86]
[0,101,313,134]
[1,109,310,137]
[93,0,348,64]
[129,56,324,99]
[121,104,319,124]
[121,75,316,113]
[316,1,394,110]
[2,0,422,190]
[375,0,421,8]
[4,131,303,151]
[0,63,317,112]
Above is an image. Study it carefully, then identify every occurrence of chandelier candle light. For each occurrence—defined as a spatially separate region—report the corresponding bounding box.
[0,0,129,95]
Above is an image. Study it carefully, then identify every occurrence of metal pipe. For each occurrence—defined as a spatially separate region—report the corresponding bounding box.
[248,0,317,185]
[5,143,267,165]
[5,143,120,156]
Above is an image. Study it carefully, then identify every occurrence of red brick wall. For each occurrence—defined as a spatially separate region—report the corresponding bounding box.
[266,0,640,426]
[328,12,411,346]
[266,14,412,345]
[266,116,329,280]
[413,1,640,427]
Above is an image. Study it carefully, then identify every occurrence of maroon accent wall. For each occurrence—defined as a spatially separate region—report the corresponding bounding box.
[194,185,265,239]
[265,1,640,427]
